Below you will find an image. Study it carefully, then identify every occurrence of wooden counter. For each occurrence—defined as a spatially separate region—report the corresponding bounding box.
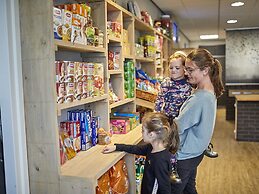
[234,95,259,142]
[235,94,259,101]
[60,125,142,193]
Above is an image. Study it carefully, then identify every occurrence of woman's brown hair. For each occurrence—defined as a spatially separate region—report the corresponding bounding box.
[187,48,225,98]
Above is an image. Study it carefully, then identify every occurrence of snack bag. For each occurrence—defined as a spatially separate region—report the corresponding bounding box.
[109,159,129,194]
[60,131,76,160]
[96,171,112,194]
[59,135,67,165]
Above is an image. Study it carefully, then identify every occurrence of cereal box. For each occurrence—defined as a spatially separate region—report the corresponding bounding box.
[53,7,62,40]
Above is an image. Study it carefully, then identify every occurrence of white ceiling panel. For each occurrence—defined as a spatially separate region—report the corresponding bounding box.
[152,0,259,41]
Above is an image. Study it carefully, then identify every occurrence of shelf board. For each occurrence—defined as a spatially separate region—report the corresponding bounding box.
[108,35,122,43]
[135,56,154,62]
[109,98,135,109]
[123,55,134,60]
[57,95,108,116]
[156,65,163,69]
[108,69,123,75]
[155,30,172,41]
[61,125,142,181]
[106,0,122,11]
[54,39,106,53]
[134,17,154,32]
[136,98,154,110]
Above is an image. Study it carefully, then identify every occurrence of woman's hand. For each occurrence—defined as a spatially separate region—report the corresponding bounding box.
[102,145,116,154]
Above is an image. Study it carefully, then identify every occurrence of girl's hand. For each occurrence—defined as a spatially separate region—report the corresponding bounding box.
[102,145,116,154]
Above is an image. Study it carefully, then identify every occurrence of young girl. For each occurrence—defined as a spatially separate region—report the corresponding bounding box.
[155,51,192,118]
[102,112,179,194]
[155,51,192,183]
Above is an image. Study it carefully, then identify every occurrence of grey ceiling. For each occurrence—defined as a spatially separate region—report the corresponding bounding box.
[152,0,259,41]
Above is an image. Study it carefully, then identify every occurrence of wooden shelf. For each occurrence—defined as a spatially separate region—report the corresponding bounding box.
[155,30,172,41]
[57,95,108,116]
[135,56,154,62]
[109,69,123,75]
[54,39,106,53]
[61,125,142,181]
[134,17,154,32]
[123,55,134,60]
[108,35,122,43]
[106,0,123,11]
[109,98,135,110]
[136,98,155,110]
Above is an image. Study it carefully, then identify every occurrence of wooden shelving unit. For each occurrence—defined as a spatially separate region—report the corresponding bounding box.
[20,0,172,193]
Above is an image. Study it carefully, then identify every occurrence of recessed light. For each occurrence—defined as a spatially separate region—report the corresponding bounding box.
[231,1,244,7]
[227,19,238,24]
[200,35,219,40]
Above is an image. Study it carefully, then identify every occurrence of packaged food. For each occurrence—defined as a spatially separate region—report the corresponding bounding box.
[108,51,114,70]
[74,62,83,82]
[109,159,129,194]
[55,61,65,82]
[74,81,83,100]
[97,128,111,145]
[93,63,104,96]
[60,131,76,160]
[56,82,65,104]
[110,119,130,134]
[65,82,75,102]
[62,9,72,41]
[59,134,67,165]
[53,7,62,40]
[114,52,120,70]
[96,172,111,194]
[64,61,75,82]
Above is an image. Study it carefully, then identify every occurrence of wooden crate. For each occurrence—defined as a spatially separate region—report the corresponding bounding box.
[136,89,157,103]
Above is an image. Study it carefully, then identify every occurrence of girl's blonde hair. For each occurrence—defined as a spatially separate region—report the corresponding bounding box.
[169,51,187,65]
[142,112,179,154]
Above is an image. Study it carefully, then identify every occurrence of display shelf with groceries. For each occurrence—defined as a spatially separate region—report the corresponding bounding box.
[20,0,173,193]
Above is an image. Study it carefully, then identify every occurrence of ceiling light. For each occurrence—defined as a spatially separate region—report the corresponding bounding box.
[227,19,238,24]
[200,35,219,40]
[231,1,244,7]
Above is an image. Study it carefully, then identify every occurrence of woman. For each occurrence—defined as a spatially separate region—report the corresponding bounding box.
[172,48,224,193]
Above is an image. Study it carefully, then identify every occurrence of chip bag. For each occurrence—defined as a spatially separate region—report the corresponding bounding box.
[109,159,129,194]
[96,171,112,194]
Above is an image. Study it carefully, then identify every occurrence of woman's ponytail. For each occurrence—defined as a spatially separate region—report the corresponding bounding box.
[166,121,179,154]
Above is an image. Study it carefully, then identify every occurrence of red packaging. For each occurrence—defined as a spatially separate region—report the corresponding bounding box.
[56,82,65,104]
[75,81,83,100]
[65,82,75,102]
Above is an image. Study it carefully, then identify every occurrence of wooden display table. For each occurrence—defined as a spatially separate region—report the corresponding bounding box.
[60,125,142,193]
[234,95,259,141]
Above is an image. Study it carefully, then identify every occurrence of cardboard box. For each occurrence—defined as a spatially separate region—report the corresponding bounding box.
[110,119,131,134]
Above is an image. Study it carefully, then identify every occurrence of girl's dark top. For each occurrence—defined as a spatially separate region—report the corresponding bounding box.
[115,143,172,194]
